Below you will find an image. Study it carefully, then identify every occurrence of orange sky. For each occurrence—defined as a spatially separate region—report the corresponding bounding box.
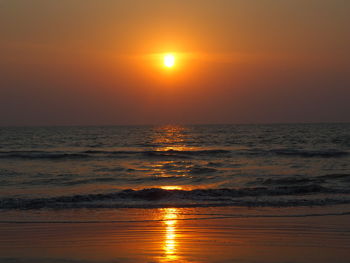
[0,0,349,125]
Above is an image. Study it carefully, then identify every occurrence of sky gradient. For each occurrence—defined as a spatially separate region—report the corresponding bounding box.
[0,0,349,125]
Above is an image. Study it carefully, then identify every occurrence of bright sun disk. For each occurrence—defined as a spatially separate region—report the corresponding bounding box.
[164,54,175,68]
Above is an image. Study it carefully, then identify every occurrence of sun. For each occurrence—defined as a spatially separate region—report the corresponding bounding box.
[164,54,175,68]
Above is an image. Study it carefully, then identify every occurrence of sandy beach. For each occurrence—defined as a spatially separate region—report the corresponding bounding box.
[1,207,350,263]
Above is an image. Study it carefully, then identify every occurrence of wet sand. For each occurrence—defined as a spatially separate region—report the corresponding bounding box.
[1,207,350,263]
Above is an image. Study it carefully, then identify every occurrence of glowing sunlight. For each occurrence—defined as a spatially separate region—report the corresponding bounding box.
[164,54,175,68]
[162,208,179,262]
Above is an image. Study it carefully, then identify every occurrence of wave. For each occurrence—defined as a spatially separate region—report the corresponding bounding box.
[0,151,89,160]
[9,173,350,188]
[1,187,350,210]
[0,149,231,160]
[2,211,350,224]
[0,148,347,160]
[268,149,349,158]
[250,176,323,186]
[319,173,350,180]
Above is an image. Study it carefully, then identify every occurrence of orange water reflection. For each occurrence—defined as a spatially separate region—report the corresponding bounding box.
[161,186,183,190]
[161,208,180,262]
[152,125,186,147]
[151,125,192,189]
[152,127,185,261]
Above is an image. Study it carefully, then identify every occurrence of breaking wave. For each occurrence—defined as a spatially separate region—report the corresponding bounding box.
[1,187,350,210]
[268,149,349,158]
[0,149,231,160]
[0,148,347,160]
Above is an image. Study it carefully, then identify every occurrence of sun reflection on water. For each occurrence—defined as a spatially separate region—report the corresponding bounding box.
[161,208,179,262]
[161,185,183,190]
[152,125,186,146]
[150,125,192,188]
[151,127,186,261]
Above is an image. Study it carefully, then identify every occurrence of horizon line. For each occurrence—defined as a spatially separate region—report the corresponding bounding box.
[0,121,349,128]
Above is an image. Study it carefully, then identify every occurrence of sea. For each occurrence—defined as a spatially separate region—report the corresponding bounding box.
[0,123,350,219]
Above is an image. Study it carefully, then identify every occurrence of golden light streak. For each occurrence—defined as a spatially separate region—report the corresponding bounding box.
[161,186,183,190]
[162,208,179,261]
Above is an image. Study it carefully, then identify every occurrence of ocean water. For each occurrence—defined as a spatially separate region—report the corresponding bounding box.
[0,123,349,211]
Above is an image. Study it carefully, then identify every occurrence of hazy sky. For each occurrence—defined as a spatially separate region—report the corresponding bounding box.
[1,0,349,125]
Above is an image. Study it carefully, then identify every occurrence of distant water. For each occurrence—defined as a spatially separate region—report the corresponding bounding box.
[0,124,349,210]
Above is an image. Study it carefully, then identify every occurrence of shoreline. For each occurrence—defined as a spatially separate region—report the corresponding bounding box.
[1,207,350,263]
